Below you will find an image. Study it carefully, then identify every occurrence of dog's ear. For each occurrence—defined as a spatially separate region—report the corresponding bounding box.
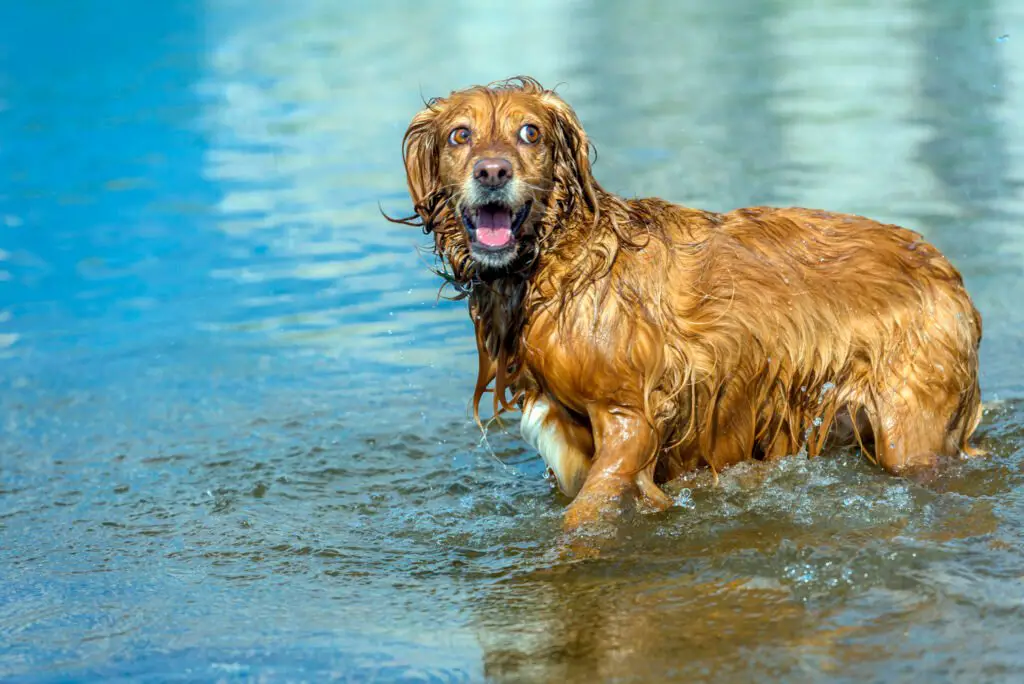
[402,100,446,226]
[542,92,599,218]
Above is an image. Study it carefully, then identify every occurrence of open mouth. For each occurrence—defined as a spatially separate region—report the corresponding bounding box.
[461,202,532,251]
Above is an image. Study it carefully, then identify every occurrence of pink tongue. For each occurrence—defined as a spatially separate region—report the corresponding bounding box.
[476,206,513,247]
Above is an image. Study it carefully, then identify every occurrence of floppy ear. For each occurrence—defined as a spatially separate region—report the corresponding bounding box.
[402,102,445,228]
[542,92,600,218]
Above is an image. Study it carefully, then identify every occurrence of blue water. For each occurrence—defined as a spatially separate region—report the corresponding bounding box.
[3,1,1024,682]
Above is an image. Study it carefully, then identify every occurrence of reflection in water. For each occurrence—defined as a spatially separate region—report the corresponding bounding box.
[0,0,221,360]
[913,0,1024,394]
[579,1,787,209]
[480,572,813,683]
[473,447,1022,683]
[767,0,947,221]
[2,0,1024,681]
[915,0,1009,213]
[198,0,590,369]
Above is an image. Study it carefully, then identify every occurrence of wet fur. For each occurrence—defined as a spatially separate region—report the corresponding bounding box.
[389,77,984,527]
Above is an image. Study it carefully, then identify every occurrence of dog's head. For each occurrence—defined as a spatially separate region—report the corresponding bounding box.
[400,77,599,278]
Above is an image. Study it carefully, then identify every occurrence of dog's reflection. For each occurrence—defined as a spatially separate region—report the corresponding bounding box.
[474,564,823,682]
[470,497,1003,684]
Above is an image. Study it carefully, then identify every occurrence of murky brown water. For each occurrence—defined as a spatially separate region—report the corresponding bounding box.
[2,0,1024,681]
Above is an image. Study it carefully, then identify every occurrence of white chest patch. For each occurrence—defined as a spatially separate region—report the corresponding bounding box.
[520,396,590,497]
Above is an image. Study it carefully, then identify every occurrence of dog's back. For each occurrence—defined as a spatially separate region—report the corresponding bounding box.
[607,202,982,478]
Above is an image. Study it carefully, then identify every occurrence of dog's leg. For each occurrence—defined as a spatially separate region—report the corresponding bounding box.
[563,405,672,532]
[521,394,593,497]
[868,375,983,473]
[957,384,986,458]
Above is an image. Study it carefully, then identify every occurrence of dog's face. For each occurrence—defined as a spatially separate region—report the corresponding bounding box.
[401,78,598,276]
[437,90,552,270]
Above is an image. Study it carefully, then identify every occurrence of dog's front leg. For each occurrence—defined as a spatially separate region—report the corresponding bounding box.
[563,405,673,532]
[520,393,593,497]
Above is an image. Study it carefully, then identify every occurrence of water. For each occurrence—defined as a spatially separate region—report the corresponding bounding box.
[2,0,1024,681]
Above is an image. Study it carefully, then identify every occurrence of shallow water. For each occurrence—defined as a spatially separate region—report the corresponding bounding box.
[2,0,1024,681]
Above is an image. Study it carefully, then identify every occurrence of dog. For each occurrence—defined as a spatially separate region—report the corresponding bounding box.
[389,76,983,530]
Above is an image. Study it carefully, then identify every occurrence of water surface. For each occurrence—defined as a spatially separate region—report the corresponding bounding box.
[2,1,1024,681]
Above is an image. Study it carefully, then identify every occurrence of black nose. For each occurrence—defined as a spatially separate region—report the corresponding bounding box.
[473,157,513,188]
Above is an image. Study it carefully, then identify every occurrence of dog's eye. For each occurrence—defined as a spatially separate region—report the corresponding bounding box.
[518,124,540,144]
[448,127,471,146]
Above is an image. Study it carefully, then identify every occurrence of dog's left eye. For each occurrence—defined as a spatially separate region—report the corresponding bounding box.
[518,124,540,144]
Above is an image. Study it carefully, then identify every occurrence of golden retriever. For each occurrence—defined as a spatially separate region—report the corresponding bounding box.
[389,76,983,530]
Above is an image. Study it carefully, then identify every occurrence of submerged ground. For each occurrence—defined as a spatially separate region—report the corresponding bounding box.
[2,1,1023,681]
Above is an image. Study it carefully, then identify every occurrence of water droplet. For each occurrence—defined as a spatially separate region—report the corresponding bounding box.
[813,417,823,426]
[674,487,695,509]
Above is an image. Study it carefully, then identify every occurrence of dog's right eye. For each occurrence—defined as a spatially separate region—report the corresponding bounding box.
[448,127,471,146]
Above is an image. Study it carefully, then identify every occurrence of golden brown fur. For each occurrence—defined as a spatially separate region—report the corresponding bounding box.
[389,77,983,529]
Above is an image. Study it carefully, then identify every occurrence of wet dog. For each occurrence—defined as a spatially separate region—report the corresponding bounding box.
[390,77,983,530]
